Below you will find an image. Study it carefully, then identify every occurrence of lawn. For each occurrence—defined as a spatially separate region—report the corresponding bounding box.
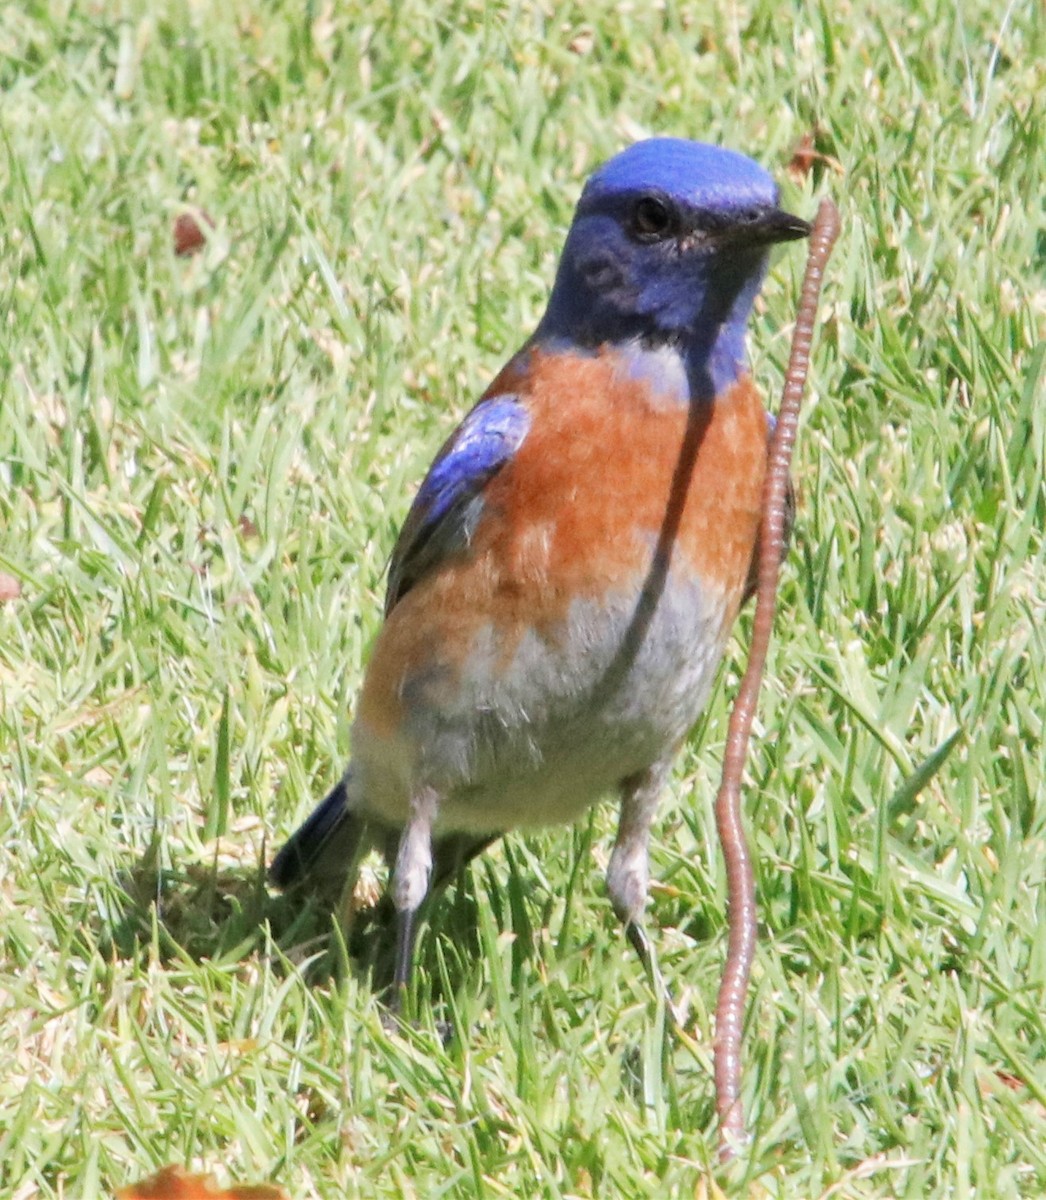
[1,1,1043,1196]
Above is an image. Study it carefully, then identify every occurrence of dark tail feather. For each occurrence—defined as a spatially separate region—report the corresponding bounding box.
[430,832,501,892]
[269,777,370,899]
[272,773,501,913]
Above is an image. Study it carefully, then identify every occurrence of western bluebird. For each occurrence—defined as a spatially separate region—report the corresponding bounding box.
[270,137,810,998]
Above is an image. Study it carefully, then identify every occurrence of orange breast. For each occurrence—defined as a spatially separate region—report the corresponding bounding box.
[483,347,769,609]
[358,346,768,739]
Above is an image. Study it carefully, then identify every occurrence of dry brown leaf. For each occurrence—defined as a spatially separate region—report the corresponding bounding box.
[787,131,817,180]
[116,1164,288,1200]
[787,131,845,181]
[173,211,215,257]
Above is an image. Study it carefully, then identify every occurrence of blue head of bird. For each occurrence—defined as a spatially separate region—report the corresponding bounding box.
[535,138,810,399]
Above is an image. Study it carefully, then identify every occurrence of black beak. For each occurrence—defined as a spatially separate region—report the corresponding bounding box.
[717,207,811,249]
[748,207,812,245]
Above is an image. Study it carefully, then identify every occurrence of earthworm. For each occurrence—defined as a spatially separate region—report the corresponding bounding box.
[714,196,841,1159]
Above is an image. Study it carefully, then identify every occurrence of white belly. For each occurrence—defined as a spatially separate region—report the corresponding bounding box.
[351,571,732,835]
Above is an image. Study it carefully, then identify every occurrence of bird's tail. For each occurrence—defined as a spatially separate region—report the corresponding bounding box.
[270,773,502,909]
[269,775,372,901]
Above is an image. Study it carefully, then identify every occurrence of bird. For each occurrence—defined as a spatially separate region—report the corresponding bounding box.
[270,137,810,1000]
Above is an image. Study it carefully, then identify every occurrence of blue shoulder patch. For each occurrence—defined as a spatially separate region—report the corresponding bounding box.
[385,395,530,612]
[415,396,530,524]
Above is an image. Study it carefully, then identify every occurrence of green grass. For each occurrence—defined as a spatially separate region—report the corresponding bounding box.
[1,0,1043,1196]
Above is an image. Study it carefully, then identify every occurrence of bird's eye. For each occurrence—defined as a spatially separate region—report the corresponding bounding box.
[631,196,675,240]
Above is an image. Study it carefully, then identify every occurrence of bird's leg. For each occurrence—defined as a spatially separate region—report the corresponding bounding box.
[607,762,679,1023]
[388,787,438,1015]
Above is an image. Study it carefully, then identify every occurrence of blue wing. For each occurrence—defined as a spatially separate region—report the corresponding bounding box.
[385,394,530,614]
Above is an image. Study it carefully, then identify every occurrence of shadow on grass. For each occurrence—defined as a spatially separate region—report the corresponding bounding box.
[99,841,491,1000]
